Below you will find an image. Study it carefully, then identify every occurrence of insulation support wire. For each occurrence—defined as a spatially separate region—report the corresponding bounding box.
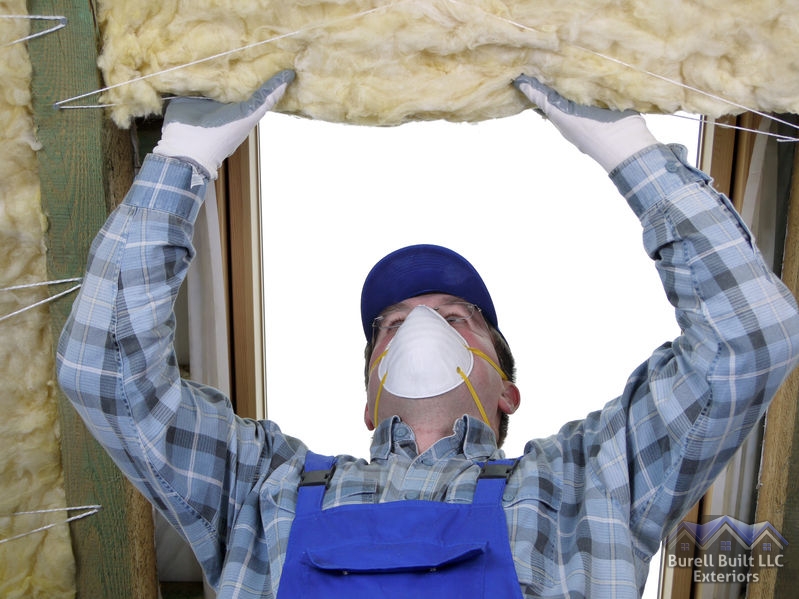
[0,277,82,324]
[0,505,102,545]
[53,4,393,110]
[1,15,67,47]
[572,45,799,142]
[444,0,798,142]
[670,113,798,144]
[57,103,116,110]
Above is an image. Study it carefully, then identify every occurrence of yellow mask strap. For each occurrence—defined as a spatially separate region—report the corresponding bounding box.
[369,348,390,428]
[457,367,491,425]
[369,348,389,377]
[468,347,508,381]
[373,371,388,429]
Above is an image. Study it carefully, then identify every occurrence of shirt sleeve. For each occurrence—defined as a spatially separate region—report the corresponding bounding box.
[55,154,304,578]
[586,144,799,557]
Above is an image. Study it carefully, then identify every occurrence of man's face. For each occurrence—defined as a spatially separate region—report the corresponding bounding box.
[364,293,519,438]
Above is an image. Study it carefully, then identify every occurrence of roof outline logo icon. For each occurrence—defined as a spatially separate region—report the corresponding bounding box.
[666,515,787,552]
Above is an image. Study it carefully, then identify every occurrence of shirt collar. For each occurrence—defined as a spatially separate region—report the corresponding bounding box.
[369,414,502,462]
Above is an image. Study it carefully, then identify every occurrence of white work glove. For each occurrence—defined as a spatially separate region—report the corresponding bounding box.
[154,69,295,179]
[513,74,658,173]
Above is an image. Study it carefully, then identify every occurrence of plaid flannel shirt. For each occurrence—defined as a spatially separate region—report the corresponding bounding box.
[57,145,799,598]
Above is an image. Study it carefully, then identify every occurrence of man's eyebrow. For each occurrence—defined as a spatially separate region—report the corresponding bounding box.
[377,295,464,317]
[377,302,410,316]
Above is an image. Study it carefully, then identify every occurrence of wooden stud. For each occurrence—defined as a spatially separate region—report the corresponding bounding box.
[749,125,799,599]
[28,1,158,597]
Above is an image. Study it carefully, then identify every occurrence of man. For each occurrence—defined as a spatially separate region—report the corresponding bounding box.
[57,69,799,598]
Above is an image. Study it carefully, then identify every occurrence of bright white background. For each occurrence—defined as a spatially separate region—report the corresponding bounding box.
[259,109,699,597]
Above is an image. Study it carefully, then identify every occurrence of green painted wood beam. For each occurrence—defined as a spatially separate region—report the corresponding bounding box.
[27,1,157,597]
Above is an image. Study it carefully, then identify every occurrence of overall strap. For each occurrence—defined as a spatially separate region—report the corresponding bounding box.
[473,458,518,505]
[296,451,337,514]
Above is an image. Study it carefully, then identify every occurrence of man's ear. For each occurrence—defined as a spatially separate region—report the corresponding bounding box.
[498,381,521,415]
[364,403,375,431]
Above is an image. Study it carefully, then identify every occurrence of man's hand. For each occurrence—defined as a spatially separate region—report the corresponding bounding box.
[513,74,658,173]
[154,69,295,179]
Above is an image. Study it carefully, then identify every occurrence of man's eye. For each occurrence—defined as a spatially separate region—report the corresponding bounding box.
[385,316,405,329]
[438,307,468,323]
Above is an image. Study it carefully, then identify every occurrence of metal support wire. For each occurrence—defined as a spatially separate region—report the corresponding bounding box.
[1,14,67,48]
[0,505,102,545]
[0,278,82,324]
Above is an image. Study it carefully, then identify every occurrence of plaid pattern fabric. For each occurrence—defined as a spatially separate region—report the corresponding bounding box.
[57,148,799,598]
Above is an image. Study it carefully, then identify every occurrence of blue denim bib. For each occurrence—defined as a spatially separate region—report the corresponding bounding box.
[276,452,524,598]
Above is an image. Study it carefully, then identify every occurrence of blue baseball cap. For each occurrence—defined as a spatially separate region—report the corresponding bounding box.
[360,244,500,341]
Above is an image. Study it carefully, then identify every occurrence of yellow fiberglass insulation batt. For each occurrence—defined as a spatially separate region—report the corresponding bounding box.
[0,3,76,598]
[96,0,799,127]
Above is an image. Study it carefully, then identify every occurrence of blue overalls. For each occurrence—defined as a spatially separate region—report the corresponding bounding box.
[276,452,524,598]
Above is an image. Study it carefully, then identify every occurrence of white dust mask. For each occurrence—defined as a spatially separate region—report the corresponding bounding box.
[377,305,474,399]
